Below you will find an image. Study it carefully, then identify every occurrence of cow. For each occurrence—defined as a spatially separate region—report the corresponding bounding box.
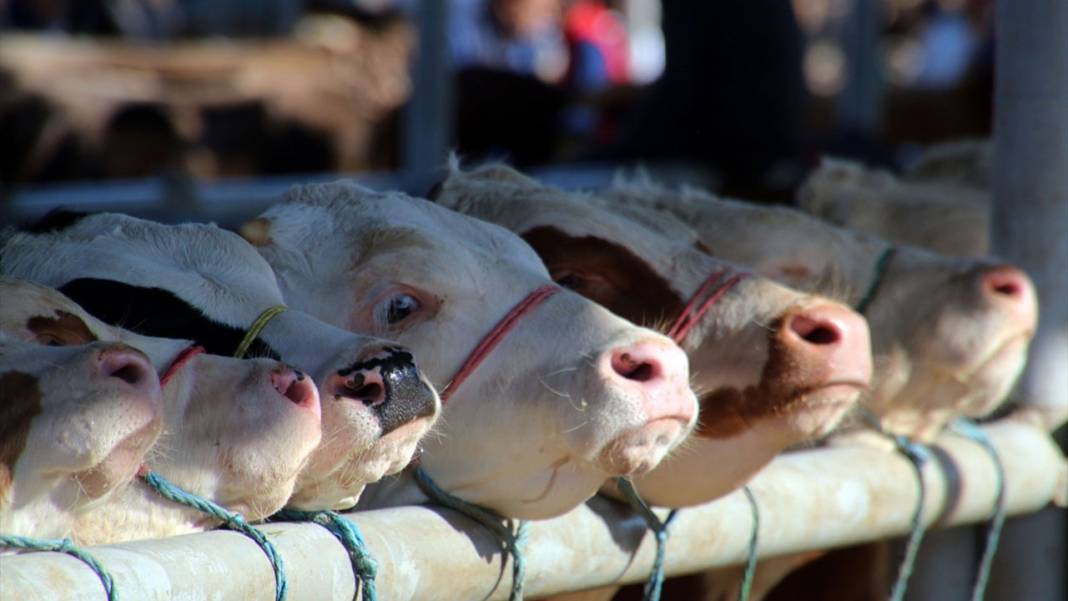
[240,181,699,519]
[428,163,872,508]
[0,214,439,511]
[0,278,323,543]
[603,178,1036,442]
[797,157,991,257]
[0,335,161,539]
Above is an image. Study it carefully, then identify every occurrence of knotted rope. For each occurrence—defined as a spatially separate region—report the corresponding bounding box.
[233,305,287,359]
[949,418,1007,601]
[736,486,761,601]
[414,467,530,601]
[273,509,378,601]
[0,534,117,600]
[615,477,678,601]
[886,434,932,601]
[140,469,288,601]
[855,247,896,315]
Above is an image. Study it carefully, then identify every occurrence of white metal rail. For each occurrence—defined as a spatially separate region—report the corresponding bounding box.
[1,419,1063,601]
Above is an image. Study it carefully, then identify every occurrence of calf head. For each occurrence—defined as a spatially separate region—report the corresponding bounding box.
[0,278,322,541]
[0,335,161,537]
[431,164,871,507]
[606,181,1036,442]
[0,214,439,510]
[242,181,698,518]
[797,158,991,257]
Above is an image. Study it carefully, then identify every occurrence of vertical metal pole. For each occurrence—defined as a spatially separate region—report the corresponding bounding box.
[986,1,1068,599]
[403,0,453,196]
[836,0,884,133]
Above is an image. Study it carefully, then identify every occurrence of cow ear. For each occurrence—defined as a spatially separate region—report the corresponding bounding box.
[467,164,538,186]
[239,217,272,247]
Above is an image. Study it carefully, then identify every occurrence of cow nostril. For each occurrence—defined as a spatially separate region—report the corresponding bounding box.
[789,314,841,346]
[100,350,149,387]
[350,382,385,406]
[611,352,658,382]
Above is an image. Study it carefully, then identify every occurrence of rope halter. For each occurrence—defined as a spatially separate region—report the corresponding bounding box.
[233,305,288,359]
[855,246,896,315]
[666,268,749,346]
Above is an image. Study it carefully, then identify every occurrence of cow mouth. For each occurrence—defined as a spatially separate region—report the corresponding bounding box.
[596,415,692,476]
[75,416,162,499]
[954,332,1032,385]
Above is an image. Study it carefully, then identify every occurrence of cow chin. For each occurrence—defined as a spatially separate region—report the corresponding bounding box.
[595,417,693,476]
[74,416,162,499]
[782,383,866,440]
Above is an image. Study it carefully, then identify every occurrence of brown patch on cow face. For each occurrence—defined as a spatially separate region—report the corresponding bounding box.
[695,319,810,439]
[521,226,685,328]
[0,371,43,497]
[239,217,273,247]
[27,311,98,346]
[694,239,714,256]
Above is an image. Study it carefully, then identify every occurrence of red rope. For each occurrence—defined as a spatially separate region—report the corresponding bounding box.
[159,345,205,389]
[440,285,560,404]
[666,270,748,345]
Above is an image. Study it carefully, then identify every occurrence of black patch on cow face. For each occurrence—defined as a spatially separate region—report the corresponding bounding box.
[58,278,281,360]
[0,371,42,497]
[25,209,93,234]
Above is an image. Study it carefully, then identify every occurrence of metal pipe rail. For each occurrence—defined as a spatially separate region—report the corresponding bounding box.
[2,419,1063,601]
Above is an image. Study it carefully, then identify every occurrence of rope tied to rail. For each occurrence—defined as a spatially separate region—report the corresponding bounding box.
[273,508,378,601]
[615,477,678,601]
[855,408,932,601]
[736,486,761,601]
[414,467,530,601]
[0,534,118,600]
[949,418,1007,601]
[139,469,288,601]
[233,305,288,359]
[855,246,896,315]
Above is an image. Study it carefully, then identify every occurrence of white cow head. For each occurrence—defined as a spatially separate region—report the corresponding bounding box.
[432,163,873,507]
[0,334,161,538]
[0,214,439,510]
[604,180,1035,442]
[242,181,698,518]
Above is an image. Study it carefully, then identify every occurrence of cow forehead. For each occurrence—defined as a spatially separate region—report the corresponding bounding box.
[271,184,549,272]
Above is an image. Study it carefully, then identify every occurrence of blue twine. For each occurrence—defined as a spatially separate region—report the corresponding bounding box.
[615,477,678,601]
[273,508,378,601]
[140,470,287,601]
[887,434,932,601]
[0,534,117,600]
[855,247,896,315]
[949,418,1007,601]
[736,486,761,601]
[414,467,529,601]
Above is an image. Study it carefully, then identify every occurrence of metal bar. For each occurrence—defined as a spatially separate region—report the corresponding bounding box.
[402,0,453,195]
[2,419,1063,600]
[836,0,884,133]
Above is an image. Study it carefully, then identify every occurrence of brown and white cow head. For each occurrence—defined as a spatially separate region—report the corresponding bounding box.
[797,158,991,258]
[242,181,698,518]
[431,163,872,507]
[0,215,439,511]
[0,278,323,542]
[0,334,161,538]
[604,181,1036,442]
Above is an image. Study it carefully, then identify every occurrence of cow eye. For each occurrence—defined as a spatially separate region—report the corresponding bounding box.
[382,294,421,325]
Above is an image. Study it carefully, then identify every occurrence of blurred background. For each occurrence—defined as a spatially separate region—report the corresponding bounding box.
[0,0,998,216]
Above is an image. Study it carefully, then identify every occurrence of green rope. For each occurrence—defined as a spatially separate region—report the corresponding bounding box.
[949,418,1007,601]
[0,534,117,600]
[233,305,287,359]
[856,247,896,314]
[141,470,288,601]
[273,509,378,601]
[737,486,761,601]
[414,467,529,601]
[615,477,678,601]
[887,434,932,601]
